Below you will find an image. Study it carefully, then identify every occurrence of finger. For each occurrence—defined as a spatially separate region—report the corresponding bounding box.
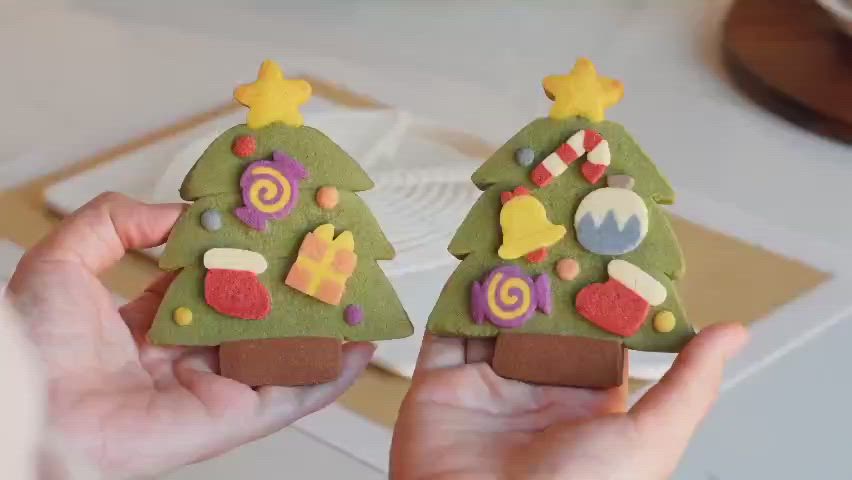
[143,270,180,297]
[20,192,184,276]
[254,342,375,430]
[629,323,748,443]
[413,332,466,373]
[603,347,629,414]
[465,337,495,364]
[119,271,179,339]
[168,343,373,470]
[527,349,628,422]
[177,347,220,374]
[173,361,259,417]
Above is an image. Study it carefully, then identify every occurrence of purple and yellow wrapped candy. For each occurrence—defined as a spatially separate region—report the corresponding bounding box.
[235,151,308,231]
[471,265,552,328]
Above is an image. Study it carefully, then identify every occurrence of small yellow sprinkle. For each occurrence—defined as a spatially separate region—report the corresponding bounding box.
[174,307,193,326]
[653,310,676,333]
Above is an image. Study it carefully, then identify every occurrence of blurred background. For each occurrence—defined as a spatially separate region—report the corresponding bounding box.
[1,0,850,478]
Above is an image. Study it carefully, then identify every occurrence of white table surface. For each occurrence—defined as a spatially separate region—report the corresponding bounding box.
[3,0,852,478]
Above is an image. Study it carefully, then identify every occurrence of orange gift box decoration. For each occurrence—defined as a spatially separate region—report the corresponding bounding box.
[284,224,357,305]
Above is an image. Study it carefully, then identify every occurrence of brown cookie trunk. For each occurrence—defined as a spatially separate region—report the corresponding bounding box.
[219,337,342,387]
[492,333,624,388]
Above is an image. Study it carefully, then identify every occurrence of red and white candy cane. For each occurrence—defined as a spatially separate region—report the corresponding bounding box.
[530,129,610,187]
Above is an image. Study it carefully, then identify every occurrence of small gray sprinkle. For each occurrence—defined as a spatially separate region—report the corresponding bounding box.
[201,209,223,231]
[607,175,635,190]
[515,147,535,167]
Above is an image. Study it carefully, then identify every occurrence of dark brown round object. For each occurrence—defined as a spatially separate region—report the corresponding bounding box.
[724,0,852,142]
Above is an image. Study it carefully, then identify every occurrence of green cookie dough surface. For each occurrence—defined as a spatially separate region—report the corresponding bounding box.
[160,190,394,270]
[181,123,373,201]
[448,185,684,280]
[149,121,412,346]
[427,117,693,352]
[150,259,412,345]
[472,117,674,203]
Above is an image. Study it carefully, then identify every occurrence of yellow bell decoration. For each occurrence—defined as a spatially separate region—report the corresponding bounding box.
[498,187,566,260]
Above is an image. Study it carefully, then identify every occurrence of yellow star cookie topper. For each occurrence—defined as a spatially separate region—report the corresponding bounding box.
[542,58,624,122]
[234,60,312,129]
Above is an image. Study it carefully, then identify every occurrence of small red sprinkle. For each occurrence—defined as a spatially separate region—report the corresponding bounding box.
[232,135,257,158]
[526,248,548,263]
[501,186,532,204]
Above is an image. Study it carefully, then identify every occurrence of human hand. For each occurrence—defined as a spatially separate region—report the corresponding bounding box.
[6,192,375,478]
[391,325,747,479]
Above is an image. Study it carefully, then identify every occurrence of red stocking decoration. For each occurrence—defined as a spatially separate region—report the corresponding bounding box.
[205,269,271,320]
[576,279,649,336]
[576,260,667,337]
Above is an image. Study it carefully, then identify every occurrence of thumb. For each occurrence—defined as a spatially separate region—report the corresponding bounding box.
[629,323,748,448]
[15,192,183,277]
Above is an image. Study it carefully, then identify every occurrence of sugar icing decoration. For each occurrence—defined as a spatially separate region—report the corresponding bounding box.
[471,265,552,329]
[607,174,635,190]
[234,60,312,129]
[173,307,193,326]
[316,186,339,210]
[284,224,357,306]
[345,304,364,326]
[234,151,308,231]
[653,310,676,333]
[200,209,223,232]
[542,57,624,122]
[203,248,271,320]
[498,187,566,261]
[555,258,580,281]
[232,135,257,158]
[515,147,536,167]
[574,187,648,255]
[576,259,666,337]
[531,129,610,187]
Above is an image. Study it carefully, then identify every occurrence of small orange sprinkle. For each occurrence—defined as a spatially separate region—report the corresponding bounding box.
[316,186,339,210]
[556,258,580,281]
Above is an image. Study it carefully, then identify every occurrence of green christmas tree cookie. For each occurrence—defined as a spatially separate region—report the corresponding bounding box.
[427,58,694,388]
[149,60,413,386]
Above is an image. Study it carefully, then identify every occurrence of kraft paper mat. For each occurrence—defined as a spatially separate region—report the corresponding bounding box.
[0,78,830,428]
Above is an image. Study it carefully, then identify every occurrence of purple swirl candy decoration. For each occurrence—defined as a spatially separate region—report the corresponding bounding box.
[470,265,552,329]
[234,151,308,231]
